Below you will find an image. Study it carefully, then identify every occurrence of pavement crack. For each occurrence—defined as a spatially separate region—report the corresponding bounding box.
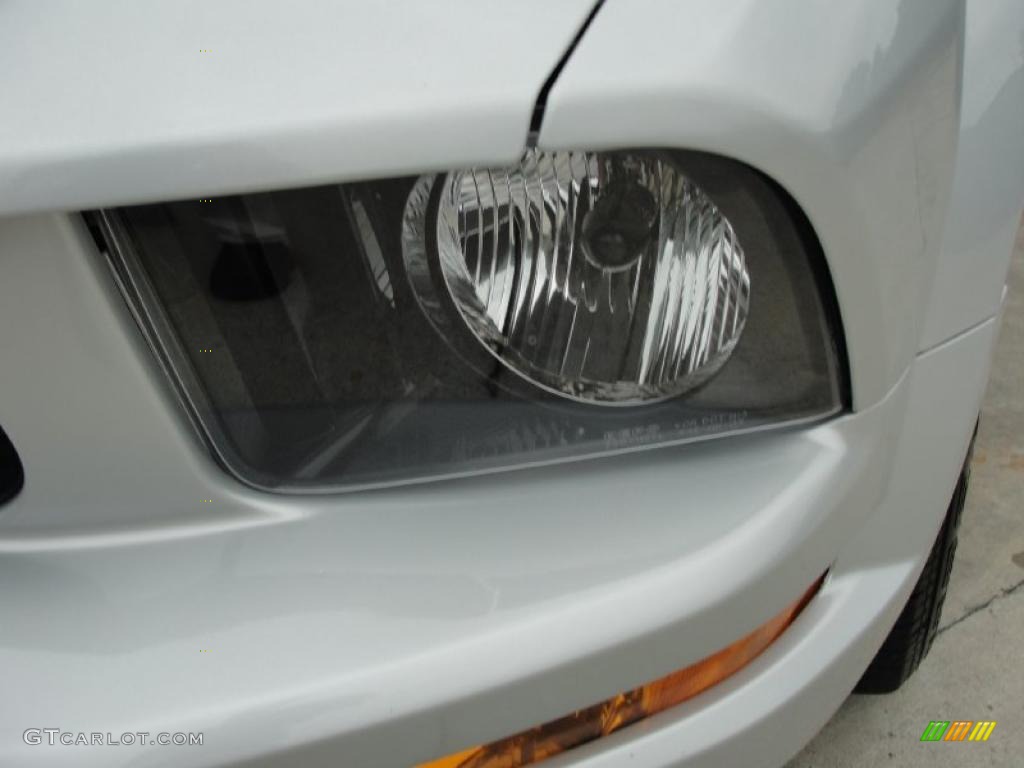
[937,577,1024,636]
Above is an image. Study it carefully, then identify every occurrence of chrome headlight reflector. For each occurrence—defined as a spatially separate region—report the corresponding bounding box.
[92,149,844,491]
[404,150,750,405]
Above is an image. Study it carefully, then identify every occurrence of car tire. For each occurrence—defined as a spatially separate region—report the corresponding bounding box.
[854,446,972,694]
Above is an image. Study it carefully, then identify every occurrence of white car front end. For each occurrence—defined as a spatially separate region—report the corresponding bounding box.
[0,2,1021,767]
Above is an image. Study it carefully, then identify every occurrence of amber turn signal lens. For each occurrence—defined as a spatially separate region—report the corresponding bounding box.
[418,575,824,768]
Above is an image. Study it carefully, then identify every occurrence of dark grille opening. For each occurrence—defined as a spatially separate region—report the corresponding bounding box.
[0,425,24,506]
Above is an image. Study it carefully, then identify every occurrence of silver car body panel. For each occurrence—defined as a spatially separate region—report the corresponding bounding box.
[0,0,1021,766]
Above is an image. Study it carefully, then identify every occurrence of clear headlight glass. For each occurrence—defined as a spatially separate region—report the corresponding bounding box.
[405,150,750,404]
[92,149,845,491]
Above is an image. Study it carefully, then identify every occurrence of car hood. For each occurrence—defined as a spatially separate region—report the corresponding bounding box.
[0,0,597,215]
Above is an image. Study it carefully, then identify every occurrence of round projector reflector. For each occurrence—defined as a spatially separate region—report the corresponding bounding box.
[410,150,750,405]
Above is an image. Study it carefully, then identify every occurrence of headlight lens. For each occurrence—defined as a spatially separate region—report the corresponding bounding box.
[92,149,844,491]
[404,150,750,405]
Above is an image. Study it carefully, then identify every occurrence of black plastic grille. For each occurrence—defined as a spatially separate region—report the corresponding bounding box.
[0,425,23,506]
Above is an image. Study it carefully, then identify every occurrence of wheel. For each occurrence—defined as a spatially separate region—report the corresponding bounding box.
[854,449,972,694]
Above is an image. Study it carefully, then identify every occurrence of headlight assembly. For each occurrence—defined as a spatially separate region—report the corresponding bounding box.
[92,149,845,491]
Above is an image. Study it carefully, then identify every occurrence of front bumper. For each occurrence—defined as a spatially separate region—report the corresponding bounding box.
[552,319,998,768]
[0,212,998,767]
